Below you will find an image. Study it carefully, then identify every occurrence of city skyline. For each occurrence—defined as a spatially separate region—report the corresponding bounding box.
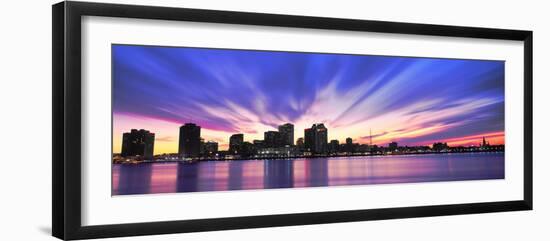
[113,45,505,155]
[116,121,503,160]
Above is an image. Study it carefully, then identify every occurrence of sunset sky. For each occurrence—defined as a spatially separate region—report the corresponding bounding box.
[112,45,505,155]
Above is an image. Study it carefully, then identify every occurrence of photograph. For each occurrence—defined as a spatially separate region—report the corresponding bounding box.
[36,0,538,240]
[111,44,506,195]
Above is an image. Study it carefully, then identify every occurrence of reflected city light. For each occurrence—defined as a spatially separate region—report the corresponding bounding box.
[113,153,504,195]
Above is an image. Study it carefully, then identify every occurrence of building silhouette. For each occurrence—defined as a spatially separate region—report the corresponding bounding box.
[329,139,340,153]
[121,129,155,160]
[264,131,283,148]
[389,141,398,151]
[199,138,205,156]
[304,128,314,152]
[178,123,201,158]
[229,134,244,154]
[253,140,265,149]
[433,142,449,152]
[278,123,294,146]
[239,141,255,157]
[305,123,328,154]
[480,136,491,150]
[204,141,218,156]
[345,137,354,153]
[481,136,490,147]
[296,137,304,148]
[117,120,506,162]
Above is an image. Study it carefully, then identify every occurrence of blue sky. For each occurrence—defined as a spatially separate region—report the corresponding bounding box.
[112,44,504,153]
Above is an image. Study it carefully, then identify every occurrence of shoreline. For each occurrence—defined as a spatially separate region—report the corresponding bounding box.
[114,150,505,165]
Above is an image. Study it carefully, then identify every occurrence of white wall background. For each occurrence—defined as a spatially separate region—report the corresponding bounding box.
[0,0,547,240]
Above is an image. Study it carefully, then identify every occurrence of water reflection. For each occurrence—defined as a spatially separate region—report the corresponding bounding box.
[150,163,177,193]
[112,152,505,195]
[307,158,329,187]
[113,163,152,195]
[264,159,294,189]
[176,163,199,193]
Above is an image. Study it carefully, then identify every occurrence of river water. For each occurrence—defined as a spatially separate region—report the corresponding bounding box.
[112,152,504,195]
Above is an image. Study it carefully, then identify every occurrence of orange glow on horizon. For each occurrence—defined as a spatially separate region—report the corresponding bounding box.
[435,131,505,147]
[113,111,505,155]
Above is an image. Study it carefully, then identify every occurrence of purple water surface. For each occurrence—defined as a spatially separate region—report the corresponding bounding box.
[112,152,504,195]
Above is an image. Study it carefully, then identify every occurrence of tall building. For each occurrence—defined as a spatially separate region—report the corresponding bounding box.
[121,129,155,160]
[389,141,398,151]
[314,123,328,154]
[432,142,448,152]
[304,128,314,151]
[199,138,205,156]
[329,139,340,153]
[239,141,255,157]
[264,131,282,148]
[305,123,328,154]
[229,134,244,154]
[345,137,354,153]
[178,123,201,158]
[278,123,294,146]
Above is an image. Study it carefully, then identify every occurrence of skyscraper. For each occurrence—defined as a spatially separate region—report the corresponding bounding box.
[199,138,205,156]
[278,123,294,146]
[432,142,448,152]
[329,139,340,154]
[389,141,398,151]
[345,137,354,153]
[121,129,155,160]
[264,131,282,148]
[229,134,244,154]
[305,124,328,154]
[178,123,201,158]
[304,128,314,152]
[313,123,328,154]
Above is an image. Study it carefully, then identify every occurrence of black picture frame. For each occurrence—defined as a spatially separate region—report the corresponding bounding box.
[52,1,533,240]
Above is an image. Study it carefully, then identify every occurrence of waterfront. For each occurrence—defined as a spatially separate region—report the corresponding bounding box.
[112,152,504,195]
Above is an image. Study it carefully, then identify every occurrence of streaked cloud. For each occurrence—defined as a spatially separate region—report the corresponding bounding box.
[112,45,504,154]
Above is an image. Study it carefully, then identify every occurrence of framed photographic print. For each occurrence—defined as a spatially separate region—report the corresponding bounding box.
[52,1,533,240]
